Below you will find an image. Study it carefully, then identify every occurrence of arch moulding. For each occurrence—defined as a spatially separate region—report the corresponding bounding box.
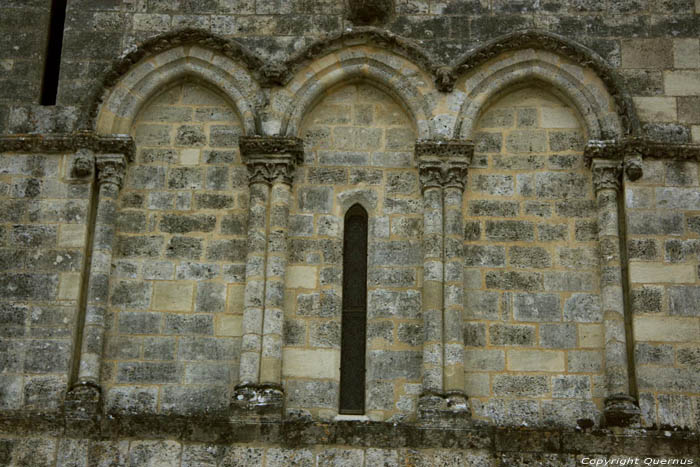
[450,30,639,139]
[92,30,262,137]
[272,45,437,140]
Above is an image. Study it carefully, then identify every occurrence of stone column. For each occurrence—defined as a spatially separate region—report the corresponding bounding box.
[418,156,444,402]
[415,140,472,423]
[591,158,640,427]
[64,153,126,429]
[260,162,296,389]
[442,160,469,399]
[237,164,271,389]
[233,136,303,419]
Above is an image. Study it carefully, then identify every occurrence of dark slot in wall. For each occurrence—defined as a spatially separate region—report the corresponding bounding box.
[40,0,68,106]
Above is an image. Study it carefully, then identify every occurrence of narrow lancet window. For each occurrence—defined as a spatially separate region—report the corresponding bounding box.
[40,0,67,105]
[339,204,368,414]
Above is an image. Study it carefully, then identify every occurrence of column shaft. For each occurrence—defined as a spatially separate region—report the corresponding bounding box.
[239,180,271,386]
[442,185,465,394]
[75,155,125,387]
[421,184,444,395]
[260,180,292,385]
[592,159,640,426]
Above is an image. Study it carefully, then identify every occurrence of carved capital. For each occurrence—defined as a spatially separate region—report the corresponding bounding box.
[246,156,298,186]
[95,154,127,189]
[418,158,443,192]
[442,160,470,190]
[416,140,473,192]
[240,136,304,186]
[591,159,622,194]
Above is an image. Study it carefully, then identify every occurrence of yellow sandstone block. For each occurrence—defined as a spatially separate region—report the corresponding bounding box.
[507,349,565,372]
[153,281,194,311]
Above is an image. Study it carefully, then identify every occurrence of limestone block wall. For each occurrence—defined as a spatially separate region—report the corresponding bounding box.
[103,83,247,416]
[0,2,50,108]
[0,150,91,413]
[463,87,603,427]
[625,158,700,429]
[283,83,422,421]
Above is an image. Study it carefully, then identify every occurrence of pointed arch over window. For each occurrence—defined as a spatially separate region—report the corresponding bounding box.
[339,204,369,415]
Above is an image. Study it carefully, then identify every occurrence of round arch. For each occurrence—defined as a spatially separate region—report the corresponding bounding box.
[274,49,436,140]
[95,45,261,136]
[456,57,617,140]
[450,30,638,139]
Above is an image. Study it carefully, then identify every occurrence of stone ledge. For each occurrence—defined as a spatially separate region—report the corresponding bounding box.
[0,411,696,455]
[0,131,135,162]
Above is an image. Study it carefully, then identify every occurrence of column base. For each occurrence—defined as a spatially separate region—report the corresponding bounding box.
[603,394,640,427]
[231,383,284,422]
[63,382,102,436]
[418,391,470,426]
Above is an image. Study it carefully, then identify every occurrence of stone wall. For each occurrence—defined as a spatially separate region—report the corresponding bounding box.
[626,158,700,429]
[104,82,246,416]
[0,150,91,414]
[285,83,421,421]
[464,87,603,427]
[1,0,700,464]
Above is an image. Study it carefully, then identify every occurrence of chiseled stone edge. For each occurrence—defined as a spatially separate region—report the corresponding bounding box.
[240,135,304,160]
[81,28,264,130]
[585,138,700,180]
[282,26,443,89]
[450,30,640,135]
[0,131,135,162]
[415,139,474,159]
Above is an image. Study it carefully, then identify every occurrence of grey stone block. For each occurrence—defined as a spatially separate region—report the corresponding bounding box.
[486,271,542,291]
[540,323,577,348]
[25,340,70,373]
[161,386,228,415]
[486,220,534,241]
[635,343,674,365]
[489,324,535,346]
[513,293,560,321]
[166,236,203,259]
[464,245,506,267]
[669,286,700,316]
[509,246,551,268]
[286,380,338,408]
[367,350,421,380]
[178,337,236,361]
[631,286,664,313]
[116,235,163,258]
[118,311,161,334]
[117,362,182,383]
[165,314,214,335]
[493,375,549,396]
[111,281,151,309]
[206,239,246,262]
[563,293,602,322]
[105,386,158,415]
[196,282,226,314]
[469,200,519,217]
[368,289,421,319]
[552,375,591,398]
[298,186,333,213]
